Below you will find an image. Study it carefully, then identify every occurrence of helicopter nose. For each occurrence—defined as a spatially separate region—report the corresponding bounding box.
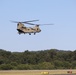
[40,30,41,32]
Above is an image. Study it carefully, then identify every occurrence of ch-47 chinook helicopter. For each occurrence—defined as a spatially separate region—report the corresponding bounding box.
[11,20,53,35]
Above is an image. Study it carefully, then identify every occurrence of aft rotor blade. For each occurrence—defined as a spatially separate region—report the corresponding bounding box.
[24,22,36,25]
[10,20,39,23]
[10,20,19,23]
[22,20,39,23]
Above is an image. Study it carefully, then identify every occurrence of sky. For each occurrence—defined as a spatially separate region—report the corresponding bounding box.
[0,0,76,52]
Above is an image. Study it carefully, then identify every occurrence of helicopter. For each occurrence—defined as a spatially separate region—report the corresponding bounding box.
[11,20,53,35]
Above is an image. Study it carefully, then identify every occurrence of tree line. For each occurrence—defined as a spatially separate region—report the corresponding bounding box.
[0,49,76,70]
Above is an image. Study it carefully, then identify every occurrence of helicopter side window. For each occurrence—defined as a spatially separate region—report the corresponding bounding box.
[37,28,38,30]
[17,24,19,26]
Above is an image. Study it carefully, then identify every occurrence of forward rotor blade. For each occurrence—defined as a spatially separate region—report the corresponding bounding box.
[36,24,54,26]
[24,23,54,26]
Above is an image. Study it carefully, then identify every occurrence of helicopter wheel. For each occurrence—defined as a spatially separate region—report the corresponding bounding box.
[29,33,31,35]
[18,32,21,35]
[34,33,36,35]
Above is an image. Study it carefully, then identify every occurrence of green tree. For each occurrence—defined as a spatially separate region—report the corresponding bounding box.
[0,64,13,70]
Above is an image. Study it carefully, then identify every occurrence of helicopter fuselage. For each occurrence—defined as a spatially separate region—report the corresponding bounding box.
[17,23,41,35]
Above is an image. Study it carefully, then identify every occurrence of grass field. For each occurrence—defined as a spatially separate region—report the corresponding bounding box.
[0,70,76,75]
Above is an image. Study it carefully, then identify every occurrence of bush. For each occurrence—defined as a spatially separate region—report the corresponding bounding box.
[16,64,32,70]
[0,64,13,70]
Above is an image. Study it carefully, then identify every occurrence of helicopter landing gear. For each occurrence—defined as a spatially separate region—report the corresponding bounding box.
[34,33,36,35]
[29,33,31,35]
[18,32,21,35]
